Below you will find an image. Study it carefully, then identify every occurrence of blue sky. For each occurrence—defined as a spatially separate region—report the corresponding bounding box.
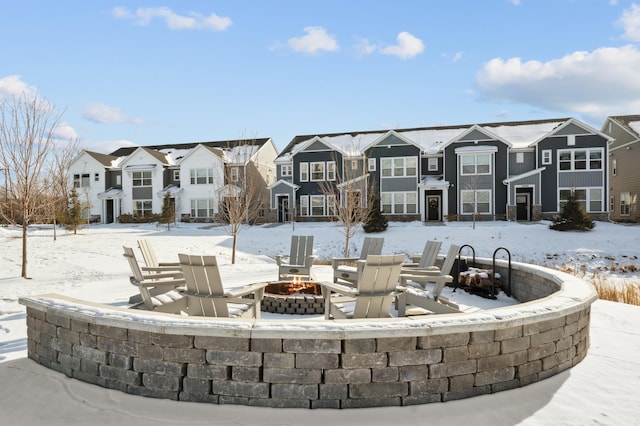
[1,1,640,153]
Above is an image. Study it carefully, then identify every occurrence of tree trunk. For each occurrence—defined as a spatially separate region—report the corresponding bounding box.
[21,224,28,278]
[231,232,237,264]
[344,233,350,258]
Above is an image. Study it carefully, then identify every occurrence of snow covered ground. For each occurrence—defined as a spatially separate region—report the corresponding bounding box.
[0,220,639,425]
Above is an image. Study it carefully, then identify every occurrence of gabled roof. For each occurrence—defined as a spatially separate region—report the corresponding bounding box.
[119,147,168,168]
[528,117,612,147]
[108,138,271,157]
[84,150,119,167]
[363,130,422,152]
[604,114,640,138]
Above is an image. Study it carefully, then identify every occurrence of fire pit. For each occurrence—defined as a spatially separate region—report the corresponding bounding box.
[261,280,324,314]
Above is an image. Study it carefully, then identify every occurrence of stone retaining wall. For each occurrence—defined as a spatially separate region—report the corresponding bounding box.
[20,259,597,409]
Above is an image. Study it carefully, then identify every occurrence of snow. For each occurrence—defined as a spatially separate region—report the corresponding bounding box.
[1,220,639,425]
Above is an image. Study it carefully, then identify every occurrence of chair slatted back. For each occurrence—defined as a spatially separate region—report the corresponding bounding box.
[137,239,159,268]
[432,244,460,298]
[178,253,228,317]
[289,235,314,266]
[123,246,154,309]
[353,254,404,318]
[360,237,384,260]
[418,240,442,269]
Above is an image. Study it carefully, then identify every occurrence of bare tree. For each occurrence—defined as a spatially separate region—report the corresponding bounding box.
[48,138,79,240]
[0,93,64,278]
[319,164,375,257]
[217,142,268,264]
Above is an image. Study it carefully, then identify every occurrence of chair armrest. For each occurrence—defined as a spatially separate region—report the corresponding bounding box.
[226,282,269,298]
[306,255,317,267]
[319,281,358,297]
[158,262,181,267]
[134,278,186,288]
[275,255,289,266]
[141,271,184,280]
[331,257,359,269]
[142,266,182,273]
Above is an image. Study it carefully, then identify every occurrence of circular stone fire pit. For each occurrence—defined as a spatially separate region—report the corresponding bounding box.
[261,281,324,314]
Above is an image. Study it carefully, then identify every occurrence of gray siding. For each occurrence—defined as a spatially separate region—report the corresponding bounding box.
[380,177,418,192]
[132,187,152,200]
[558,171,604,187]
[555,123,590,136]
[507,175,540,204]
[270,182,295,208]
[509,151,536,175]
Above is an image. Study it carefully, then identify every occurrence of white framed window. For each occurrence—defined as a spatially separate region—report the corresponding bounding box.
[428,157,438,171]
[558,149,603,171]
[94,173,100,182]
[516,152,524,164]
[380,192,417,215]
[461,154,491,175]
[173,170,180,181]
[380,157,417,178]
[133,200,153,216]
[190,168,214,185]
[567,135,576,146]
[620,192,630,216]
[281,164,292,177]
[310,195,325,216]
[368,158,376,172]
[230,167,239,182]
[190,199,214,218]
[132,171,152,187]
[559,188,603,212]
[116,175,122,185]
[310,162,325,181]
[326,161,336,181]
[299,195,309,216]
[542,149,552,165]
[73,173,90,188]
[461,190,492,215]
[299,163,309,182]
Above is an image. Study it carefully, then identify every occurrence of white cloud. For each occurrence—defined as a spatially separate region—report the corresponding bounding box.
[83,103,144,124]
[475,45,640,121]
[52,123,78,141]
[354,37,377,57]
[0,75,38,101]
[287,27,339,54]
[112,6,231,31]
[510,0,521,5]
[617,3,640,41]
[380,32,425,59]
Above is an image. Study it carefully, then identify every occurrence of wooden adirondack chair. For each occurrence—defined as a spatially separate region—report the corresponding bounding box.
[275,235,316,280]
[321,254,404,319]
[123,246,187,313]
[137,239,181,272]
[332,237,384,284]
[178,253,268,318]
[402,240,442,272]
[397,244,461,315]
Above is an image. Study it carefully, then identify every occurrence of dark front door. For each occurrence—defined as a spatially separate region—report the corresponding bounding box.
[106,199,114,223]
[516,192,531,221]
[426,195,441,221]
[278,196,290,222]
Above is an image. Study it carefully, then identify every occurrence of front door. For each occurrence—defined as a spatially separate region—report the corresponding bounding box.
[278,196,290,223]
[106,199,114,223]
[516,193,530,221]
[426,195,441,221]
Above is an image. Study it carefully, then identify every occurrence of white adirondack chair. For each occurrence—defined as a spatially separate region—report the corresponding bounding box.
[397,244,461,315]
[402,240,442,272]
[137,239,182,272]
[275,235,316,280]
[178,253,268,318]
[123,246,187,313]
[321,254,404,319]
[332,237,384,284]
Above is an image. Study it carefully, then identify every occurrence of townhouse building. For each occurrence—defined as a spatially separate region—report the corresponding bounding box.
[68,138,277,223]
[269,118,611,223]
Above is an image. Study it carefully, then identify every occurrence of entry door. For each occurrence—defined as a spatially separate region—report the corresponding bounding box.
[426,195,441,221]
[106,199,114,223]
[278,196,290,222]
[516,193,530,221]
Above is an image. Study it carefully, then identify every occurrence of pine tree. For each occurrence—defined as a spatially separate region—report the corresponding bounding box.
[363,192,388,233]
[550,192,594,231]
[159,193,175,231]
[65,187,84,235]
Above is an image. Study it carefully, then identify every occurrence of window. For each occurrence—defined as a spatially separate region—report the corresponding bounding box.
[299,195,309,216]
[516,152,524,164]
[190,199,214,218]
[281,164,292,177]
[461,190,492,215]
[380,157,417,178]
[368,158,376,172]
[190,168,214,185]
[94,173,100,182]
[230,167,239,182]
[461,154,491,175]
[73,173,90,188]
[380,192,417,215]
[620,192,631,216]
[326,161,336,181]
[116,175,122,185]
[558,149,603,171]
[132,171,152,187]
[428,157,438,171]
[567,135,576,146]
[542,150,552,165]
[133,200,152,216]
[559,188,603,212]
[310,162,325,181]
[327,194,337,216]
[310,195,325,216]
[299,163,309,182]
[173,170,180,181]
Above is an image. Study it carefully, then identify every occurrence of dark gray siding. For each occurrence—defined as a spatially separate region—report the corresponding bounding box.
[270,182,296,208]
[509,151,536,175]
[132,187,152,199]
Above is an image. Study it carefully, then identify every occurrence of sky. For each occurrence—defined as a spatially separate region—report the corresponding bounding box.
[0,220,639,424]
[1,1,640,154]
